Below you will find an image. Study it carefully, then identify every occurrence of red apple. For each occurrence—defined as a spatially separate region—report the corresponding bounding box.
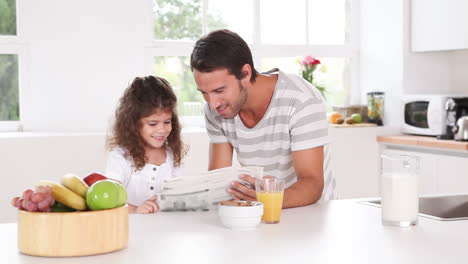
[83,173,108,187]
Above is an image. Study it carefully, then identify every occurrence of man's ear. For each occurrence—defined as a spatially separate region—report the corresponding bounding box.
[240,64,252,83]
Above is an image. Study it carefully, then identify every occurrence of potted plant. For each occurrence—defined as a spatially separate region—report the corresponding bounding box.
[299,56,327,98]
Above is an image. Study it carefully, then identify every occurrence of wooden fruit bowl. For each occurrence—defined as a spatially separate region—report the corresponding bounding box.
[18,205,128,257]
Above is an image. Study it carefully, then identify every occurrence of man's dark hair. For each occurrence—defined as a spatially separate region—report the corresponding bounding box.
[190,29,258,82]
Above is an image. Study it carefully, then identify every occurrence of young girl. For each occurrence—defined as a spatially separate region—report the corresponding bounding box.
[106,75,186,214]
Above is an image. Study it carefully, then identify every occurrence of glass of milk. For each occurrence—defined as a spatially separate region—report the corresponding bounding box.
[380,154,419,227]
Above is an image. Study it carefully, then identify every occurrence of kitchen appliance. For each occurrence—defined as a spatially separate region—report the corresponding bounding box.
[453,116,468,141]
[402,95,468,136]
[438,98,468,139]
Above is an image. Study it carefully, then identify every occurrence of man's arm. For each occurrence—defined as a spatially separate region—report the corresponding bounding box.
[283,146,324,208]
[208,143,234,170]
[229,146,324,207]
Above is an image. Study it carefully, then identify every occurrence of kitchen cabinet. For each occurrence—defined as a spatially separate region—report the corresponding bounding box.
[329,126,401,199]
[380,145,468,195]
[437,155,468,193]
[412,0,468,52]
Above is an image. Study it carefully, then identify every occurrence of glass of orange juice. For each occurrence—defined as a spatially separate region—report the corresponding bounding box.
[255,177,285,224]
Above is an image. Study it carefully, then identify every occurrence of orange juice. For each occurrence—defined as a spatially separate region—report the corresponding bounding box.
[256,191,284,223]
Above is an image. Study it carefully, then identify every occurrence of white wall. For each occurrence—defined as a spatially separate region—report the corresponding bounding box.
[17,0,153,132]
[360,0,468,128]
[360,0,404,128]
[402,0,468,95]
[402,0,453,95]
[450,50,468,92]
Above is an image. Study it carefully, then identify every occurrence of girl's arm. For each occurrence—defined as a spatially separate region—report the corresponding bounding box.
[128,197,158,214]
[127,204,138,214]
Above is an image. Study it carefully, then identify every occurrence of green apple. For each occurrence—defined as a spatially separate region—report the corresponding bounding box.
[86,180,120,210]
[351,113,362,124]
[111,181,128,207]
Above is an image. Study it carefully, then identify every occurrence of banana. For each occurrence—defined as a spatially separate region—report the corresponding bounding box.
[61,173,88,198]
[38,180,87,210]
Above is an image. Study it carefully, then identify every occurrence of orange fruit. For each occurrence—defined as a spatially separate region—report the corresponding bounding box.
[328,112,342,124]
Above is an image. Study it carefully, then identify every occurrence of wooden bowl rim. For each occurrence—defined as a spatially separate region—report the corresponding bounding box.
[17,204,128,216]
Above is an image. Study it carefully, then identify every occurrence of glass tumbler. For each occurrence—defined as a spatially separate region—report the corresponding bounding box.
[255,177,285,224]
[381,154,420,227]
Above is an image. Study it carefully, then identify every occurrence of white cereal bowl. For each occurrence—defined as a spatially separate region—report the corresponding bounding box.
[218,201,264,230]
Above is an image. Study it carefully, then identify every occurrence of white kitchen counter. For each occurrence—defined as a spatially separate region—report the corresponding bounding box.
[0,200,465,264]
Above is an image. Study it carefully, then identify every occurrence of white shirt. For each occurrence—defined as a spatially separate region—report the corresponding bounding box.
[105,147,182,206]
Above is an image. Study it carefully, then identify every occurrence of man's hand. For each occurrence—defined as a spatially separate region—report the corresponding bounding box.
[228,174,257,201]
[135,196,159,214]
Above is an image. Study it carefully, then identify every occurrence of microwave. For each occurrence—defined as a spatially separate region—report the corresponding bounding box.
[402,95,468,136]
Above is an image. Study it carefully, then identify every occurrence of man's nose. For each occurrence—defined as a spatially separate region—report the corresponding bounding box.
[208,96,222,111]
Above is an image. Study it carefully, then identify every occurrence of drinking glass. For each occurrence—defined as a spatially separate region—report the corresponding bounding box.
[255,177,285,224]
[381,154,419,227]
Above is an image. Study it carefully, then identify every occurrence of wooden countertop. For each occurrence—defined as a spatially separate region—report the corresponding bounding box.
[377,135,468,151]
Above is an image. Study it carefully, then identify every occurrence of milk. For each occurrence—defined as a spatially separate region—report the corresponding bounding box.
[381,172,418,224]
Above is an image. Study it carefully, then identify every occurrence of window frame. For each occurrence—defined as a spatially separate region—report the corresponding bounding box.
[0,0,29,132]
[146,0,360,127]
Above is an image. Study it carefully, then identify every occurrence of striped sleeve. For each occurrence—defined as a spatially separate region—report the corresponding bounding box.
[289,97,330,151]
[204,104,229,144]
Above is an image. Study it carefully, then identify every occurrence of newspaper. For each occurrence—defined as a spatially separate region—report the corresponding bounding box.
[156,166,263,211]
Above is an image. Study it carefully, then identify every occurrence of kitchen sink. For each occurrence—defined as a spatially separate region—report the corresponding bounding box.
[360,194,468,221]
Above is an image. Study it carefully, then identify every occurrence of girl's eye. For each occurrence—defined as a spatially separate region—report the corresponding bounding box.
[148,123,157,126]
[165,121,172,124]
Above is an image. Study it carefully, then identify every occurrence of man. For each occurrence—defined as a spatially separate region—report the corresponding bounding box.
[190,29,336,208]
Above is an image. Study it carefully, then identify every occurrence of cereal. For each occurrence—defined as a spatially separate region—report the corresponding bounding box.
[220,200,254,207]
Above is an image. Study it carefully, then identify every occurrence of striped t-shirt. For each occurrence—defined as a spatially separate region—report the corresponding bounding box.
[205,69,337,201]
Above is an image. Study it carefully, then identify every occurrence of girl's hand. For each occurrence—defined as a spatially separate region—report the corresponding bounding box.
[136,196,159,214]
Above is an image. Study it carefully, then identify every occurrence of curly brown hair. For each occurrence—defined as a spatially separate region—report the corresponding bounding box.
[107,76,185,170]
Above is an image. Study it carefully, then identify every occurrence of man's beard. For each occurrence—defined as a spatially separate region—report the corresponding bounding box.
[224,81,247,119]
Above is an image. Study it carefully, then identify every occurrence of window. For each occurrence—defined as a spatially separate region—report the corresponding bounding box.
[154,56,203,116]
[149,0,359,126]
[0,54,19,120]
[260,57,350,110]
[0,0,21,131]
[0,0,16,36]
